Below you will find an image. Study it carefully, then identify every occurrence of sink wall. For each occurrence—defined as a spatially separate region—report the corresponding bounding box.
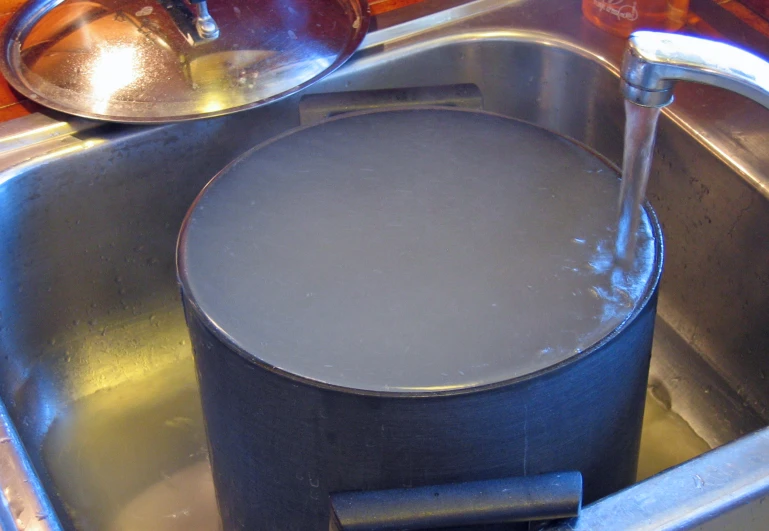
[1,0,768,528]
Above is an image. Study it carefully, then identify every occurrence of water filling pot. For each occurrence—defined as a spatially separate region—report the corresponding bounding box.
[177,108,663,530]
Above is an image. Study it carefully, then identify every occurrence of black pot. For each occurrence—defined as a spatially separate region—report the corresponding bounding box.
[177,109,663,530]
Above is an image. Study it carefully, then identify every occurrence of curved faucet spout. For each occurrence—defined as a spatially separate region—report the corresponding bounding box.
[621,31,769,109]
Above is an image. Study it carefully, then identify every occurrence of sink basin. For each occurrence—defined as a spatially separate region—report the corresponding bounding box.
[2,0,769,529]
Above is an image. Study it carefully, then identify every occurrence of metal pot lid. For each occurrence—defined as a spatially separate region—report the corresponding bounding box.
[178,109,661,393]
[0,0,368,123]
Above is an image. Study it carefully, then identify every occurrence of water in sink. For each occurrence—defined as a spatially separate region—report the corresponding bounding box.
[637,390,710,482]
[41,360,210,531]
[41,354,710,530]
[109,461,218,531]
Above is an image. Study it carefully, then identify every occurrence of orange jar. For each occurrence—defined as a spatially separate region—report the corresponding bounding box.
[582,0,690,37]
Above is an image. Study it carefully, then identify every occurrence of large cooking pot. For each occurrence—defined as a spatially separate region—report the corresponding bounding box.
[177,108,663,530]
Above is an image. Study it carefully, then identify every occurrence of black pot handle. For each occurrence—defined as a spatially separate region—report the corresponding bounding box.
[329,471,582,531]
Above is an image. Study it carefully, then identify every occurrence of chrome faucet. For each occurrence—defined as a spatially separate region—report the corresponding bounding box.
[192,0,220,40]
[621,31,769,109]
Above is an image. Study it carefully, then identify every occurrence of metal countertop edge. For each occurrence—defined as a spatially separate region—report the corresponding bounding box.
[545,426,769,530]
[0,396,62,531]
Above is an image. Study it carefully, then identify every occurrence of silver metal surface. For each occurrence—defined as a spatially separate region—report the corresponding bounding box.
[0,0,768,529]
[0,399,61,531]
[193,1,219,41]
[0,0,369,122]
[545,427,769,531]
[621,30,769,108]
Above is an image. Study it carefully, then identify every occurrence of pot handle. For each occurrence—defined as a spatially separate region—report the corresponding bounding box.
[329,471,582,531]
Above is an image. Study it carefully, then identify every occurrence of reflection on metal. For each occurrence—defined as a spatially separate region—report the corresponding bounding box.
[193,0,219,40]
[0,399,61,531]
[621,31,769,109]
[545,427,769,531]
[0,113,102,175]
[0,0,369,122]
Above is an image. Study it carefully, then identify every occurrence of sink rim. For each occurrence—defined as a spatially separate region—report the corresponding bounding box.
[1,0,768,528]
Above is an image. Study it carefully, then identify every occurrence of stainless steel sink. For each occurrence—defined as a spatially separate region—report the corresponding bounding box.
[2,0,769,529]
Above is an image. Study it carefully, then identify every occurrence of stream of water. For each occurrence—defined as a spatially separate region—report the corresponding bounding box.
[616,101,662,262]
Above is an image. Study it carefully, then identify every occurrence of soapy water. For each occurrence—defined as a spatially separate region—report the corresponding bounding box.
[109,461,219,531]
[564,232,654,358]
[91,387,704,531]
[637,390,710,481]
[181,110,659,392]
[616,101,662,263]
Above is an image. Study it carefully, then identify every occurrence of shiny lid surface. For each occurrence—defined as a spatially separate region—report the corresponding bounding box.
[0,0,368,122]
[178,109,661,393]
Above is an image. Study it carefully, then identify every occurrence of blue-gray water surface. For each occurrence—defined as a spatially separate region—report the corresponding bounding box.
[179,109,658,392]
